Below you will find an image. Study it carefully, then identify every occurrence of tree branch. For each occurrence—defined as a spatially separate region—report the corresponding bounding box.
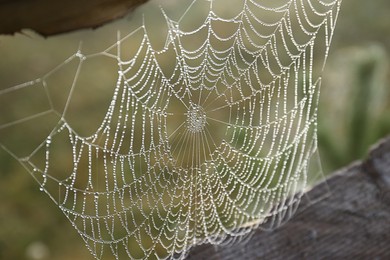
[0,0,149,36]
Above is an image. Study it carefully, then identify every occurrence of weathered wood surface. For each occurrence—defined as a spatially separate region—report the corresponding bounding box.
[0,0,148,36]
[188,136,390,259]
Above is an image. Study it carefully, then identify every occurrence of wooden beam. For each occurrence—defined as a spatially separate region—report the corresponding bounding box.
[188,136,390,259]
[0,0,149,36]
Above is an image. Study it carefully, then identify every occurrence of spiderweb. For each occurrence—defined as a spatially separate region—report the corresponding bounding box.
[0,0,341,259]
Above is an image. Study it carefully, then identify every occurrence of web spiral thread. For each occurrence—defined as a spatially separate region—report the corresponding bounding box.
[0,0,341,259]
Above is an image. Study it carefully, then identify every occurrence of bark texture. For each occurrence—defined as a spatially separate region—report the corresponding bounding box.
[188,136,390,259]
[0,0,148,36]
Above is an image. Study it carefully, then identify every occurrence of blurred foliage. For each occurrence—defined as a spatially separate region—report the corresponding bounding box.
[316,0,390,173]
[0,0,390,259]
[319,45,390,172]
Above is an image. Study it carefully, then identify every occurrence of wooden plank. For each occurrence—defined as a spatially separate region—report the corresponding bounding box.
[0,0,148,36]
[188,136,390,259]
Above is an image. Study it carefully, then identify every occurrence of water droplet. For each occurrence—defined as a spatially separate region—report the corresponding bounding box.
[187,105,206,133]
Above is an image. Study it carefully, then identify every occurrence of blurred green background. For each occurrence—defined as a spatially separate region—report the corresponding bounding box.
[0,0,389,259]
